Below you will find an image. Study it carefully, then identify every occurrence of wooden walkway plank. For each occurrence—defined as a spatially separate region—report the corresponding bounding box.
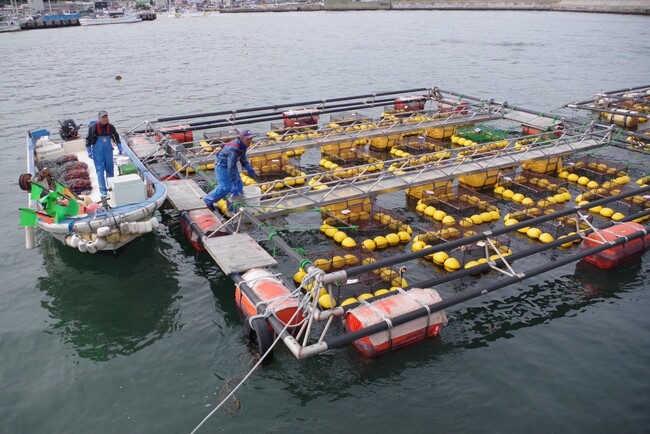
[164,179,207,211]
[203,233,278,275]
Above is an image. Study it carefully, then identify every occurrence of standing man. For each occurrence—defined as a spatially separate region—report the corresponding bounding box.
[204,129,257,210]
[86,110,123,196]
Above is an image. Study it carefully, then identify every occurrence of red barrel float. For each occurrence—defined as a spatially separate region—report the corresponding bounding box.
[581,222,650,270]
[344,288,447,357]
[235,268,304,331]
[394,95,427,112]
[180,209,228,251]
[282,108,320,128]
[438,101,468,115]
[156,125,194,143]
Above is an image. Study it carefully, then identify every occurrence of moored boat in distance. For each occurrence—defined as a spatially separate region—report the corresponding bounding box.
[0,17,21,32]
[19,118,167,254]
[80,11,142,26]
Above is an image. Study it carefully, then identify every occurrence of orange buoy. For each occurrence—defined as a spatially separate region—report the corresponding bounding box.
[581,222,650,270]
[344,288,447,357]
[235,268,304,330]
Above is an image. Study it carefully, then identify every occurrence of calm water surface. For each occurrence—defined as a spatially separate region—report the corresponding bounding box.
[1,11,649,434]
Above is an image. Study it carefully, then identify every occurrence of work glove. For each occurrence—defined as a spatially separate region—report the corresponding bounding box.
[87,147,93,159]
[116,142,124,155]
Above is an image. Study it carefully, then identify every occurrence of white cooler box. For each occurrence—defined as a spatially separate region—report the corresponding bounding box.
[108,174,146,207]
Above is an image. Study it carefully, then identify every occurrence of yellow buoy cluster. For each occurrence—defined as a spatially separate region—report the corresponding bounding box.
[636,175,650,187]
[625,133,650,151]
[258,165,307,192]
[173,160,214,174]
[319,223,357,249]
[199,140,216,153]
[371,266,409,288]
[266,129,322,142]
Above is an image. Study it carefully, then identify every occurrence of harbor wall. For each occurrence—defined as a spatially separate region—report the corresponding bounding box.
[323,0,650,15]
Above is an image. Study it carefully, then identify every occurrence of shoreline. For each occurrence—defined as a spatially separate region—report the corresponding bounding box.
[218,1,650,15]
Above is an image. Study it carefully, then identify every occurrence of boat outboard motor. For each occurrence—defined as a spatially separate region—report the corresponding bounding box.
[58,119,81,141]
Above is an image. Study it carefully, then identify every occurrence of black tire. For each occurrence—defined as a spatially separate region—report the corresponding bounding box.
[244,317,274,365]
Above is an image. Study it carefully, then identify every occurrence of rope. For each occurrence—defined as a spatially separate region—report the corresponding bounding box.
[189,306,302,434]
[190,270,320,434]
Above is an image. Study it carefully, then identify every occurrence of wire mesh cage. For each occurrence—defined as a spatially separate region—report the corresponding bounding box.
[563,156,630,183]
[456,125,508,143]
[498,169,569,199]
[420,184,497,217]
[301,247,407,305]
[322,202,412,236]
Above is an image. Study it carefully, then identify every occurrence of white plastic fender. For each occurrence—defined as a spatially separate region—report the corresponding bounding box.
[129,221,139,234]
[150,217,159,230]
[143,219,153,233]
[97,226,112,237]
[93,237,107,250]
[87,242,98,254]
[78,239,88,252]
[120,222,131,234]
[70,233,81,248]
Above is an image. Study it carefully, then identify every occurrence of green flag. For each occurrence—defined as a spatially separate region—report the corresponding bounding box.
[19,208,38,227]
[55,181,74,198]
[54,203,68,223]
[30,183,44,201]
[66,198,79,216]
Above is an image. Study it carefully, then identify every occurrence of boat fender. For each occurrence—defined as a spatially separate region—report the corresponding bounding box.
[65,235,74,247]
[137,221,148,233]
[87,242,98,254]
[149,217,159,231]
[78,239,88,253]
[70,233,81,248]
[93,237,107,250]
[129,221,140,234]
[97,226,112,237]
[119,222,131,234]
[244,316,274,365]
[143,219,153,233]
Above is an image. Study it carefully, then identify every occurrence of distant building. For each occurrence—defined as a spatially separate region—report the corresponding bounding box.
[27,0,45,13]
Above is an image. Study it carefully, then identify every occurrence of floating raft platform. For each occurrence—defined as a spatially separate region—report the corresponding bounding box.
[123,86,650,362]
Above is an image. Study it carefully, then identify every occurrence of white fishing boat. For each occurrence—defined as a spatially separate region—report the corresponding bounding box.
[167,8,207,18]
[79,13,141,26]
[19,119,167,254]
[0,17,21,32]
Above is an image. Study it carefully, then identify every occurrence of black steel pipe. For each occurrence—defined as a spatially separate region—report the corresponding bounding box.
[154,87,429,123]
[323,223,649,350]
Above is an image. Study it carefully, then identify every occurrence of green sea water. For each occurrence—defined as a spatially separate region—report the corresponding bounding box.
[1,10,649,433]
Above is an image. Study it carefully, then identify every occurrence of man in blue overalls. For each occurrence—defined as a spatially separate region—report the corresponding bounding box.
[204,129,257,211]
[85,110,123,196]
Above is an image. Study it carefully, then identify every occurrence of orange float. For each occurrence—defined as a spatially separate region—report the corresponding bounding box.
[344,287,447,357]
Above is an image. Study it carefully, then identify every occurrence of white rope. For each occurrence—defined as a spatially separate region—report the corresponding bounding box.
[190,268,320,433]
[189,303,302,434]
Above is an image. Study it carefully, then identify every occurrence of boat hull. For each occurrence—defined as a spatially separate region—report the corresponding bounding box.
[79,15,142,26]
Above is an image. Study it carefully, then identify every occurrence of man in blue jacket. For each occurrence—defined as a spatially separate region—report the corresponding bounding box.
[85,110,123,196]
[204,129,257,210]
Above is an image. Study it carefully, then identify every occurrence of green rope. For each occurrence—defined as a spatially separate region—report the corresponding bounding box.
[208,181,217,189]
[299,258,311,271]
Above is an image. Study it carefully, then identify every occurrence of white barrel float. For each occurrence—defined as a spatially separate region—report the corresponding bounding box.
[344,288,448,357]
